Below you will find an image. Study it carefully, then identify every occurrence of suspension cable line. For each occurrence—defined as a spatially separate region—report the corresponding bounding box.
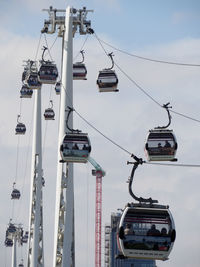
[145,162,200,167]
[34,33,42,61]
[98,38,200,67]
[73,35,89,61]
[94,32,200,124]
[43,35,200,169]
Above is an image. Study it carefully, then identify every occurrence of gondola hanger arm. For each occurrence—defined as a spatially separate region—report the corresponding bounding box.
[41,46,48,62]
[127,158,158,204]
[65,106,81,133]
[155,102,172,129]
[106,52,115,70]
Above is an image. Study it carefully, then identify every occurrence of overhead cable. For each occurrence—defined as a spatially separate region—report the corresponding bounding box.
[99,38,200,67]
[94,33,200,125]
[73,35,89,61]
[44,35,200,168]
[145,162,200,167]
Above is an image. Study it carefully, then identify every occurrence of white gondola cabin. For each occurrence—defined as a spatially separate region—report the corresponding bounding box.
[97,69,119,92]
[20,84,33,98]
[44,108,55,120]
[22,70,27,82]
[18,260,24,267]
[117,204,176,261]
[60,133,91,163]
[145,129,177,161]
[26,72,41,90]
[22,231,28,243]
[73,63,87,80]
[38,61,58,84]
[15,122,26,135]
[11,189,21,200]
[7,223,16,233]
[5,238,13,247]
[55,81,61,95]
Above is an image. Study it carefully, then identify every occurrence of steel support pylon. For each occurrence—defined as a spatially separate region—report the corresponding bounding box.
[53,7,74,267]
[41,6,93,267]
[27,88,44,267]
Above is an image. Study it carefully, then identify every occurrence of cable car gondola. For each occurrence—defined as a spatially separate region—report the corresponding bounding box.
[60,133,91,163]
[11,189,21,200]
[60,107,91,163]
[38,47,58,84]
[97,53,119,92]
[55,81,61,95]
[117,203,176,261]
[7,223,16,233]
[26,61,41,90]
[22,69,27,82]
[26,72,41,90]
[73,63,87,80]
[73,50,87,80]
[145,129,177,161]
[15,115,26,135]
[5,238,13,247]
[117,160,176,261]
[22,231,28,243]
[18,259,24,267]
[44,100,55,120]
[20,84,33,98]
[145,103,177,162]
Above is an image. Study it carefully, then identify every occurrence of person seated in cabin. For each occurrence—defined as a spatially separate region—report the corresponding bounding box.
[82,144,87,150]
[158,143,162,148]
[72,143,79,150]
[161,227,168,236]
[164,140,171,148]
[124,223,134,235]
[63,144,69,150]
[147,224,160,236]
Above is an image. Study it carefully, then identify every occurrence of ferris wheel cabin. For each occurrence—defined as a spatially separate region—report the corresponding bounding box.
[60,133,91,163]
[145,129,177,161]
[117,203,176,261]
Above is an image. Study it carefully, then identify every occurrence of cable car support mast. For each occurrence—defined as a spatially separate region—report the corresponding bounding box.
[41,6,93,267]
[27,85,44,267]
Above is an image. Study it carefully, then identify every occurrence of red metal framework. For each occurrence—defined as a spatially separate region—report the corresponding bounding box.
[95,171,103,267]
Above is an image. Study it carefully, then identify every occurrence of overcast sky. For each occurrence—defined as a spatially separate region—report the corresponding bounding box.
[1,1,200,267]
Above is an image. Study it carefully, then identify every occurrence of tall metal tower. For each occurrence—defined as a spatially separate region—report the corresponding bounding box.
[27,78,44,267]
[41,6,93,267]
[5,222,24,267]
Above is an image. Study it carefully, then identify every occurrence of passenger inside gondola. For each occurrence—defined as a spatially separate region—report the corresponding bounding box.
[147,224,160,236]
[72,143,79,150]
[161,227,168,236]
[164,140,171,148]
[122,218,172,252]
[147,140,174,155]
[124,224,134,235]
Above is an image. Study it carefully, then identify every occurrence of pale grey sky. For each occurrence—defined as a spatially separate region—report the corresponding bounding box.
[1,1,200,266]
